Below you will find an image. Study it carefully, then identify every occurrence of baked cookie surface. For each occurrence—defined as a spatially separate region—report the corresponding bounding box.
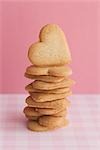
[28,24,71,66]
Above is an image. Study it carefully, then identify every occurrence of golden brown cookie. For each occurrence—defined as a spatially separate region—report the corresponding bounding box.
[32,79,75,90]
[27,119,67,132]
[30,92,71,102]
[25,65,72,77]
[23,107,40,117]
[26,96,70,109]
[25,73,64,83]
[24,106,67,117]
[54,109,67,117]
[38,116,68,128]
[33,108,66,115]
[25,83,70,94]
[28,24,71,66]
[24,24,74,132]
[25,115,38,120]
[27,120,49,132]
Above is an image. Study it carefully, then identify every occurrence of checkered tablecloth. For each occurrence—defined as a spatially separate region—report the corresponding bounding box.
[0,94,100,150]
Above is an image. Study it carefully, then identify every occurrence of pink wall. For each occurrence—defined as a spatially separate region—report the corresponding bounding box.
[0,1,100,94]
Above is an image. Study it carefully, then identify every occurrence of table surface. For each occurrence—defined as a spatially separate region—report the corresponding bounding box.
[0,94,100,150]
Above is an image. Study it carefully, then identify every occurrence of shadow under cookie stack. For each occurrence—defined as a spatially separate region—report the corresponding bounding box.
[23,24,74,131]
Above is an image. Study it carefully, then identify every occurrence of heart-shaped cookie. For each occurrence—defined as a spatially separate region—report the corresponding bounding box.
[25,83,70,94]
[28,24,71,66]
[25,96,70,109]
[24,106,67,117]
[38,116,68,128]
[27,120,67,132]
[25,65,72,77]
[30,92,72,102]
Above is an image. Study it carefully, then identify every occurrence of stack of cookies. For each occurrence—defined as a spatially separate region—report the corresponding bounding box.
[23,24,74,131]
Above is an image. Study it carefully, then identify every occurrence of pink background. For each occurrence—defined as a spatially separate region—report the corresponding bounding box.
[0,0,100,94]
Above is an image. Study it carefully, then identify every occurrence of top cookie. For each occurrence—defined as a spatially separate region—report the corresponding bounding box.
[28,24,71,66]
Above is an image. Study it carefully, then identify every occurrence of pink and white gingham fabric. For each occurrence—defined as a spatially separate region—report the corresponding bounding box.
[0,94,100,150]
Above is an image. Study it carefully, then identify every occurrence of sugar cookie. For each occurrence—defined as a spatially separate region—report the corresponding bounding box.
[28,24,71,66]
